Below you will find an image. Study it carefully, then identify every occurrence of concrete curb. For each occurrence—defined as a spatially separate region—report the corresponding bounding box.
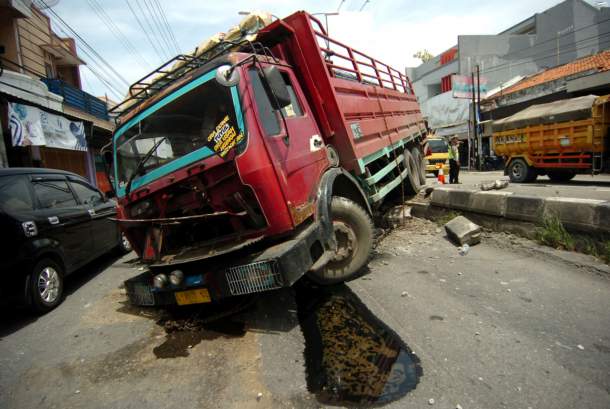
[430,186,610,234]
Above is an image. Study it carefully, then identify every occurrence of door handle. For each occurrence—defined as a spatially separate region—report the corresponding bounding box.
[48,216,60,225]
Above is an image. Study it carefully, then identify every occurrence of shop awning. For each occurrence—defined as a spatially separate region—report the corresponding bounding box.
[0,69,63,112]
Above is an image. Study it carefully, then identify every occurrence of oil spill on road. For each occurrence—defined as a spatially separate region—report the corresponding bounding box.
[118,297,252,359]
[294,282,422,406]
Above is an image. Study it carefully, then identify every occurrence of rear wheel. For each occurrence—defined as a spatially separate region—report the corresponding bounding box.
[410,147,427,186]
[308,197,374,284]
[29,258,64,314]
[547,170,576,182]
[403,149,421,194]
[508,158,537,183]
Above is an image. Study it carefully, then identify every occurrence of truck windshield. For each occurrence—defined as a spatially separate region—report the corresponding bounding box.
[428,139,448,153]
[114,76,243,192]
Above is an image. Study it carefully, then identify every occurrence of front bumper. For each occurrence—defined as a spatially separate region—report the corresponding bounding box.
[124,220,328,306]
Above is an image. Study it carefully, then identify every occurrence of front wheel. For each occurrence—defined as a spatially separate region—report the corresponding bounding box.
[29,259,64,314]
[308,197,374,285]
[508,158,537,183]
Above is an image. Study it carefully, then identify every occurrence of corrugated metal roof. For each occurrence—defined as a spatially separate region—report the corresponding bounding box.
[494,51,610,97]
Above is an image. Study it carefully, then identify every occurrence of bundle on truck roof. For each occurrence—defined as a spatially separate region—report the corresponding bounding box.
[107,11,428,308]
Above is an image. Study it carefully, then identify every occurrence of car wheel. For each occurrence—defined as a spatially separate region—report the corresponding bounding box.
[29,258,64,314]
[118,232,132,254]
[308,197,374,284]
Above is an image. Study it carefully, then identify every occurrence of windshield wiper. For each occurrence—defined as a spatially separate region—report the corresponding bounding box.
[124,136,167,198]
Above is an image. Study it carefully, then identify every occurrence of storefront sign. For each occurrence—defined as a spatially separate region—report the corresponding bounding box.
[452,75,488,99]
[8,102,87,151]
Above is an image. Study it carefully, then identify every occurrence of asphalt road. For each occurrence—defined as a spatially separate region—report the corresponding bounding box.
[437,171,610,201]
[1,217,610,409]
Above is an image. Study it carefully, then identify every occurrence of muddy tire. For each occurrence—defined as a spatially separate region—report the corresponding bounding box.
[508,158,537,183]
[547,170,575,182]
[29,258,64,314]
[117,232,132,254]
[308,197,374,285]
[410,147,427,186]
[403,149,421,195]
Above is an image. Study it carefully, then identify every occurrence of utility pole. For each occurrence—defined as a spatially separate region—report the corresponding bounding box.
[476,64,481,170]
[471,70,478,171]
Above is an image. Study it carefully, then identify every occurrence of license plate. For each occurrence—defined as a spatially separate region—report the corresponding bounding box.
[175,288,211,305]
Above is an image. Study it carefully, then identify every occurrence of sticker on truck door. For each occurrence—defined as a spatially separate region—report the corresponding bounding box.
[350,122,363,140]
[206,115,245,158]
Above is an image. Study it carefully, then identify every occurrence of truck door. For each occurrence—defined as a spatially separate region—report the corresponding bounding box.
[248,67,328,225]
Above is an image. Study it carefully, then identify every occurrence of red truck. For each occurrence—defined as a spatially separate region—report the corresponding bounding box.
[107,11,427,307]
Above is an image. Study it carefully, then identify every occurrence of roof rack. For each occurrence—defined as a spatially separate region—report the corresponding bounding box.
[110,39,276,121]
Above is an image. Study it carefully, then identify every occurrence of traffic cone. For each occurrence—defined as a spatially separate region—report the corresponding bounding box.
[437,167,445,184]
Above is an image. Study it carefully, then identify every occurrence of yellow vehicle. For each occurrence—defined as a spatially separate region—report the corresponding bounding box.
[493,95,610,183]
[425,137,450,176]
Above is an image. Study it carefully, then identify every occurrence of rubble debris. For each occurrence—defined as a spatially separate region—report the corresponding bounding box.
[445,216,482,246]
[480,179,510,191]
[384,205,412,228]
[428,398,435,405]
[456,405,463,409]
[401,291,409,297]
[257,392,263,400]
[577,344,585,350]
[458,244,470,256]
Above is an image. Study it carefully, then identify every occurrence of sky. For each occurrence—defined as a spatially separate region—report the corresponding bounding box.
[45,0,572,100]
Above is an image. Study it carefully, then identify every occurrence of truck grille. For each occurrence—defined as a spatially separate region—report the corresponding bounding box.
[226,260,283,296]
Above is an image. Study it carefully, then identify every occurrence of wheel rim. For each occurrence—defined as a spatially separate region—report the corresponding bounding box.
[331,220,358,265]
[121,233,132,251]
[512,162,524,179]
[38,267,60,303]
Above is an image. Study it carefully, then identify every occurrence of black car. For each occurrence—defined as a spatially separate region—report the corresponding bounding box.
[0,168,130,313]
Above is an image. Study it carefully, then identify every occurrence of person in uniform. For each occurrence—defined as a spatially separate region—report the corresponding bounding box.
[448,136,461,184]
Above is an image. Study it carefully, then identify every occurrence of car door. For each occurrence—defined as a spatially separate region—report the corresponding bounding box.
[68,177,118,256]
[30,174,93,273]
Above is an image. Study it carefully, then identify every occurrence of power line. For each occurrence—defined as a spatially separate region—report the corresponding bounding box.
[142,0,175,56]
[124,0,167,62]
[40,0,130,89]
[51,22,127,96]
[133,0,172,59]
[86,0,152,70]
[151,0,180,53]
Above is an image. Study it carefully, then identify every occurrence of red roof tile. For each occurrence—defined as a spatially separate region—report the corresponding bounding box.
[493,50,610,97]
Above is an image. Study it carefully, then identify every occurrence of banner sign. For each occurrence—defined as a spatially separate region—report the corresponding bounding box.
[452,75,488,99]
[8,102,87,151]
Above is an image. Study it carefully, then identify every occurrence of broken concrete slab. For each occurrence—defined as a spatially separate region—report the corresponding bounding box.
[444,216,482,246]
[384,205,412,228]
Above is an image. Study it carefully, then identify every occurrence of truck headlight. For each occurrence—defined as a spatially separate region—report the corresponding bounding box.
[130,199,152,218]
[169,270,184,286]
[153,273,168,289]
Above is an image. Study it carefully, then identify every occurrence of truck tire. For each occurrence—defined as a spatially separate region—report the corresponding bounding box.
[547,170,575,182]
[403,149,421,194]
[308,197,373,284]
[410,147,427,186]
[508,158,537,183]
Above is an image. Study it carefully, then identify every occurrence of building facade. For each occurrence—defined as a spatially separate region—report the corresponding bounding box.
[408,0,610,164]
[0,0,114,191]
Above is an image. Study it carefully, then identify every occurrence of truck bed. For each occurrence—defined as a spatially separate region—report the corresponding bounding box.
[257,12,426,175]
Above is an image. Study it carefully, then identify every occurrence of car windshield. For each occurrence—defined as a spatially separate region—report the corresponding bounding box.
[114,76,243,190]
[428,139,448,153]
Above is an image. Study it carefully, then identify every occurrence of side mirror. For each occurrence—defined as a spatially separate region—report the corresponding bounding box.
[261,66,291,110]
[215,65,240,87]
